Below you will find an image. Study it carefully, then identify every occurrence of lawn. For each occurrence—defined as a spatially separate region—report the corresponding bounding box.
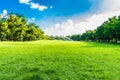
[0,40,120,80]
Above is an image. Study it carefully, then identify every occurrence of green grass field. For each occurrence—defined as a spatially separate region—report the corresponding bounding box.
[0,40,120,80]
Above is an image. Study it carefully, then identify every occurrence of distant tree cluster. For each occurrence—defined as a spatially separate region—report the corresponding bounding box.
[50,36,72,41]
[69,16,120,43]
[0,14,45,41]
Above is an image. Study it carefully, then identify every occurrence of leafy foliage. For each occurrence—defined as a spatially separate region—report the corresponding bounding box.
[69,16,120,43]
[0,14,45,41]
[50,36,72,41]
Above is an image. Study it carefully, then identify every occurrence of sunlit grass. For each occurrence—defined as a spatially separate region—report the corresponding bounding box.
[0,40,120,80]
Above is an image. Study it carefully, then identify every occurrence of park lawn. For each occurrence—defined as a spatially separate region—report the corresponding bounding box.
[0,40,120,80]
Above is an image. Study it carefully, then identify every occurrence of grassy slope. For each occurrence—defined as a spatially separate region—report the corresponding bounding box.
[0,40,120,80]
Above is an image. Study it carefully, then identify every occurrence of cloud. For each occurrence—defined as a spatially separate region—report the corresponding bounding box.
[31,17,35,20]
[19,0,48,11]
[101,0,120,12]
[3,9,7,15]
[38,6,48,11]
[50,6,53,9]
[30,3,39,8]
[45,0,120,36]
[0,9,8,18]
[30,3,48,11]
[19,0,29,4]
[45,20,74,36]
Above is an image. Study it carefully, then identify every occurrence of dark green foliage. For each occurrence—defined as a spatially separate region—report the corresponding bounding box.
[69,16,120,43]
[95,16,120,43]
[0,14,45,41]
[50,36,72,41]
[68,34,81,41]
[28,23,39,28]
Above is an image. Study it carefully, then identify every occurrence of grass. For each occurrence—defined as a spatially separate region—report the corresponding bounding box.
[0,40,120,80]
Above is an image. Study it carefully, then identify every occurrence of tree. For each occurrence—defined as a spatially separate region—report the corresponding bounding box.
[0,14,45,41]
[28,23,39,28]
[70,16,120,44]
[69,35,81,41]
[0,21,9,41]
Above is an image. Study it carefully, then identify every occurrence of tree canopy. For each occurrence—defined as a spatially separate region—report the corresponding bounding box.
[69,16,120,43]
[0,14,45,41]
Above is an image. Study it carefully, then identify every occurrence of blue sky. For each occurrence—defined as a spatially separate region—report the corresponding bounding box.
[0,0,97,18]
[0,0,120,36]
[0,0,98,28]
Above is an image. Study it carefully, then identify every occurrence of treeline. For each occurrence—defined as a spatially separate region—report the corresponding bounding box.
[1,13,120,43]
[0,14,45,41]
[50,36,72,41]
[69,16,120,43]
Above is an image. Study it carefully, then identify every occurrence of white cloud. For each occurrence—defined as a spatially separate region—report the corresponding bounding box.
[45,20,75,36]
[0,9,8,18]
[101,0,120,12]
[3,9,7,15]
[45,0,120,36]
[19,0,48,11]
[30,2,48,11]
[30,3,39,8]
[19,0,30,4]
[31,17,35,20]
[38,6,48,11]
[50,6,53,9]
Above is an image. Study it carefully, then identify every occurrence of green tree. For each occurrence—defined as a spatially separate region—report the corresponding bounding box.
[0,14,45,41]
